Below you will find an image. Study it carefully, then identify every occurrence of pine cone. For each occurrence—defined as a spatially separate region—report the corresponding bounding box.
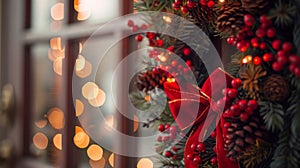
[261,75,290,102]
[215,2,246,37]
[135,69,169,92]
[225,116,266,159]
[241,0,269,13]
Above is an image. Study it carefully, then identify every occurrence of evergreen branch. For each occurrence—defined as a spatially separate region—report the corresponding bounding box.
[259,101,284,133]
[293,21,300,56]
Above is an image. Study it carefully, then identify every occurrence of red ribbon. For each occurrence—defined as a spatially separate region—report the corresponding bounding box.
[163,68,239,168]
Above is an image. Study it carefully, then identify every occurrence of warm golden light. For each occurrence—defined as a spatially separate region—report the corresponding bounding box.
[76,55,86,71]
[89,158,105,168]
[53,57,63,76]
[73,131,90,148]
[144,95,151,102]
[51,3,64,21]
[53,134,62,150]
[50,37,62,50]
[79,42,83,53]
[163,15,172,24]
[34,119,48,128]
[167,78,176,83]
[82,82,99,100]
[77,10,91,21]
[74,0,90,12]
[33,132,48,150]
[105,115,114,128]
[76,60,92,78]
[158,54,168,62]
[88,88,106,107]
[219,0,226,3]
[87,144,103,161]
[76,126,84,133]
[51,48,65,59]
[137,158,154,168]
[47,107,65,130]
[109,153,114,167]
[134,115,139,132]
[76,99,84,117]
[242,55,253,64]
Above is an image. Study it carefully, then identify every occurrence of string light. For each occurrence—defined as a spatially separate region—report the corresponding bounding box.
[163,15,172,24]
[242,55,253,64]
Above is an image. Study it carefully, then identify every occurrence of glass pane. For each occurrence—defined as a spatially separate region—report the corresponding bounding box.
[31,0,64,31]
[73,0,120,23]
[30,42,64,166]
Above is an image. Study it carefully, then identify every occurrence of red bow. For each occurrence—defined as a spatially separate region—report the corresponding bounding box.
[164,68,239,168]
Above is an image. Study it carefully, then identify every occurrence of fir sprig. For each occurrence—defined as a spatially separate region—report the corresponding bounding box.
[259,101,284,133]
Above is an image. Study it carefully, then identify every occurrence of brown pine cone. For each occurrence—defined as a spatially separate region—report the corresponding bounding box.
[215,2,246,37]
[241,0,269,13]
[135,69,170,92]
[261,75,290,102]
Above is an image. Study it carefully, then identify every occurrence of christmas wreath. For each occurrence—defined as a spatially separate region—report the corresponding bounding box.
[129,0,300,167]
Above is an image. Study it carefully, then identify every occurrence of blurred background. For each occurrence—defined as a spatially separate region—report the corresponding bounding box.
[0,0,155,167]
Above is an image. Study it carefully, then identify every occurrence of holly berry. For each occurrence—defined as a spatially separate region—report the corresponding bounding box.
[231,78,242,88]
[182,47,191,56]
[227,88,238,98]
[260,42,267,50]
[197,143,206,152]
[187,154,193,160]
[162,136,169,142]
[157,136,162,142]
[276,54,288,66]
[266,27,276,38]
[294,67,300,77]
[289,54,300,65]
[244,14,255,26]
[263,53,274,62]
[187,0,196,8]
[200,0,207,6]
[245,107,254,115]
[158,124,165,132]
[172,2,180,10]
[210,131,216,138]
[256,28,266,38]
[186,60,192,67]
[227,37,234,45]
[224,122,231,128]
[190,143,197,150]
[247,100,258,110]
[146,32,156,39]
[282,42,293,53]
[207,0,215,8]
[132,25,139,32]
[251,37,260,48]
[181,6,189,14]
[140,24,148,30]
[165,151,173,158]
[289,64,296,72]
[272,39,282,50]
[230,104,241,115]
[193,156,201,164]
[222,88,230,96]
[260,15,271,25]
[238,100,248,110]
[272,62,283,72]
[211,157,217,165]
[171,60,178,67]
[167,46,174,52]
[127,20,134,27]
[253,56,262,65]
[164,124,171,130]
[172,146,179,152]
[240,113,249,121]
[156,39,163,47]
[170,126,177,134]
[135,35,143,42]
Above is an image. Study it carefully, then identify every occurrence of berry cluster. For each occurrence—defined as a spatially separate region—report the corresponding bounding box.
[164,146,181,160]
[172,0,215,14]
[227,14,300,76]
[186,141,217,166]
[157,124,179,142]
[222,99,258,122]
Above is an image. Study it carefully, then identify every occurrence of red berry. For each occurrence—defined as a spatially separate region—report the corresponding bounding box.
[272,62,283,72]
[266,27,276,38]
[294,67,300,77]
[217,99,225,108]
[187,154,194,160]
[162,136,169,141]
[171,60,178,67]
[240,113,249,121]
[272,40,282,50]
[146,32,156,39]
[172,2,180,10]
[244,14,255,26]
[157,136,162,142]
[223,96,231,107]
[190,143,197,150]
[277,54,288,66]
[167,46,174,52]
[282,42,293,53]
[260,15,270,24]
[165,151,173,158]
[200,0,207,6]
[253,56,262,65]
[247,30,254,37]
[245,107,254,115]
[170,126,177,134]
[260,42,267,50]
[182,47,191,56]
[186,60,192,67]
[227,89,238,98]
[140,24,148,30]
[231,78,242,88]
[289,55,300,65]
[248,100,258,110]
[127,20,134,27]
[251,37,260,48]
[175,0,182,4]
[196,143,206,152]
[156,39,163,46]
[227,37,235,45]
[135,35,143,42]
[222,88,230,96]
[187,0,196,8]
[181,6,189,14]
[165,124,171,130]
[211,157,217,165]
[289,64,296,72]
[224,122,231,128]
[277,50,286,58]
[183,68,189,74]
[158,124,165,132]
[256,28,266,38]
[238,100,248,110]
[263,53,274,62]
[207,0,215,8]
[132,25,139,32]
[172,146,179,152]
[236,33,246,41]
[237,41,250,52]
[210,131,216,138]
[230,104,241,115]
[193,156,201,164]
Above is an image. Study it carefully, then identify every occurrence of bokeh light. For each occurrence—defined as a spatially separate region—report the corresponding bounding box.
[53,134,62,150]
[137,158,153,168]
[134,115,139,132]
[53,57,63,76]
[73,129,90,148]
[109,153,114,167]
[34,119,47,128]
[76,55,86,71]
[82,82,99,100]
[51,3,64,21]
[89,158,106,168]
[33,132,48,150]
[76,60,92,78]
[87,144,103,161]
[47,107,65,130]
[50,37,62,50]
[76,99,84,117]
[88,88,106,107]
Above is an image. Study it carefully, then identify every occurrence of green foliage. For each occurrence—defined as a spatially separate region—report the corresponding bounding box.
[293,21,300,56]
[288,74,300,92]
[224,51,244,77]
[259,101,284,133]
[269,0,297,28]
